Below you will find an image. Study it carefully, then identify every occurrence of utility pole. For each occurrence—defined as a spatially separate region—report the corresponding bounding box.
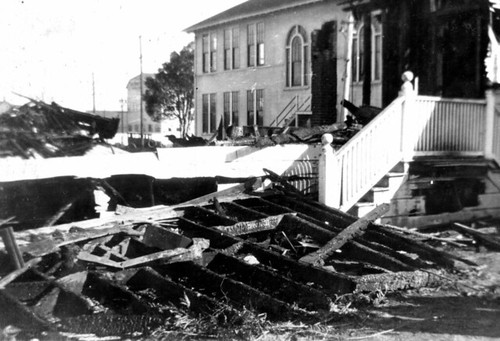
[92,72,96,114]
[120,99,126,145]
[139,35,144,149]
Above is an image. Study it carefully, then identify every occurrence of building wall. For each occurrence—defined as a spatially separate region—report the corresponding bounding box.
[192,2,352,136]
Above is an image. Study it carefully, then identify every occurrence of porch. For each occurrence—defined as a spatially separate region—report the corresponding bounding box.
[319,89,500,226]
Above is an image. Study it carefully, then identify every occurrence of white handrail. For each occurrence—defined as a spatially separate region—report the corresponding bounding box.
[333,97,406,211]
[324,95,491,212]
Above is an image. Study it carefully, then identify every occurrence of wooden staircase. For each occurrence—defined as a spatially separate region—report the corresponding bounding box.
[348,162,408,217]
[322,92,500,226]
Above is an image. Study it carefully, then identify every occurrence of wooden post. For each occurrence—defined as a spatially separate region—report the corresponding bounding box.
[0,226,25,270]
[318,134,340,208]
[400,71,416,162]
[485,88,495,159]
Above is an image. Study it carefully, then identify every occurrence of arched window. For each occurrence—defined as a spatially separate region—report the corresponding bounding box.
[352,12,383,83]
[286,25,309,87]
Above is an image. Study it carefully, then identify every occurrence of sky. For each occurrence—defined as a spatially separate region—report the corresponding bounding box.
[0,0,247,112]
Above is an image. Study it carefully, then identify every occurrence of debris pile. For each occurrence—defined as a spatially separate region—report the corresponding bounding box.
[0,179,476,339]
[0,97,119,159]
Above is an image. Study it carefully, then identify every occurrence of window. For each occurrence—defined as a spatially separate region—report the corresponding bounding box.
[155,125,161,133]
[286,25,309,87]
[247,89,264,126]
[148,124,153,133]
[372,14,382,82]
[223,91,239,126]
[134,124,139,132]
[352,13,383,83]
[127,124,132,132]
[202,93,217,133]
[202,33,217,73]
[247,23,265,67]
[224,28,240,70]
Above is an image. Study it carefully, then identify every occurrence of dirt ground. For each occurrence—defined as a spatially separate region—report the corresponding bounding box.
[242,225,500,341]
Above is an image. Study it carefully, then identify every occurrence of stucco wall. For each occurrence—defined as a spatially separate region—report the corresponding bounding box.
[192,2,352,136]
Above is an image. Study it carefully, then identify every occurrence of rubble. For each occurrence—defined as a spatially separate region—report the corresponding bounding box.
[0,97,120,159]
[0,176,479,339]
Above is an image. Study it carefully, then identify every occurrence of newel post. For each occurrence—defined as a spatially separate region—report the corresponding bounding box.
[400,71,416,162]
[319,134,341,208]
[485,89,495,159]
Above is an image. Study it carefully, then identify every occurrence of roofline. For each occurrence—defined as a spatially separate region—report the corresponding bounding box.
[184,0,326,33]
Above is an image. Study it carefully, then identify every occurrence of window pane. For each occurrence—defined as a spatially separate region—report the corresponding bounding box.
[292,36,302,86]
[286,47,291,87]
[223,92,230,125]
[233,28,240,69]
[257,23,264,65]
[247,90,254,125]
[202,94,209,133]
[210,34,217,72]
[256,89,264,126]
[257,43,265,66]
[233,47,240,69]
[374,35,382,80]
[359,27,365,81]
[303,45,308,86]
[232,91,239,126]
[202,35,209,73]
[248,45,256,67]
[352,37,358,81]
[248,25,255,66]
[210,93,217,132]
[224,30,231,70]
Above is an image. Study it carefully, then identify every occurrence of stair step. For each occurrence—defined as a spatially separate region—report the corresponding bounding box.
[376,172,406,187]
[360,187,392,204]
[348,202,377,218]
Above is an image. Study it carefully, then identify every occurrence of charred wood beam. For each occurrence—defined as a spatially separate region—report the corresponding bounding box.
[178,217,241,249]
[156,261,300,321]
[183,206,238,226]
[212,214,294,236]
[266,195,468,268]
[237,243,356,296]
[125,267,236,319]
[0,224,25,269]
[300,204,390,266]
[218,202,268,220]
[356,270,443,292]
[0,290,52,332]
[82,272,152,314]
[207,252,331,311]
[370,226,475,268]
[453,222,500,251]
[280,214,413,272]
[0,257,42,289]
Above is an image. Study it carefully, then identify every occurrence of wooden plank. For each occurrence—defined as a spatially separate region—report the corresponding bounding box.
[0,226,25,269]
[299,204,390,266]
[77,251,123,269]
[356,270,442,292]
[0,257,42,289]
[20,226,138,257]
[453,222,500,251]
[213,214,293,236]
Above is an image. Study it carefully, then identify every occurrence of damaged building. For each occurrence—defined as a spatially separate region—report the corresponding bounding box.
[2,0,500,339]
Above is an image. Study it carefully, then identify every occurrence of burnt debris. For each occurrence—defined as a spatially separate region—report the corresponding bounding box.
[0,182,474,339]
[0,97,119,159]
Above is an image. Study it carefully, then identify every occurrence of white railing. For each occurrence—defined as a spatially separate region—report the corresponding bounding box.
[321,97,406,211]
[320,94,495,211]
[412,96,487,155]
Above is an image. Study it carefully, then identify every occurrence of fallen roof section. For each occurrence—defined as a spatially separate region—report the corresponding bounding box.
[0,185,474,339]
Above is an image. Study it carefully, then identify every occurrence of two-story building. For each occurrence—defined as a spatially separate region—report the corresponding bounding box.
[186,0,383,137]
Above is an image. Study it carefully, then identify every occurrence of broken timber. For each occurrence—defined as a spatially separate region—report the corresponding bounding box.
[212,214,294,236]
[300,204,390,266]
[453,222,500,251]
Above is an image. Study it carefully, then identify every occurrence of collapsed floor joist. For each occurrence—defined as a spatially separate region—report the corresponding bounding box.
[0,187,475,339]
